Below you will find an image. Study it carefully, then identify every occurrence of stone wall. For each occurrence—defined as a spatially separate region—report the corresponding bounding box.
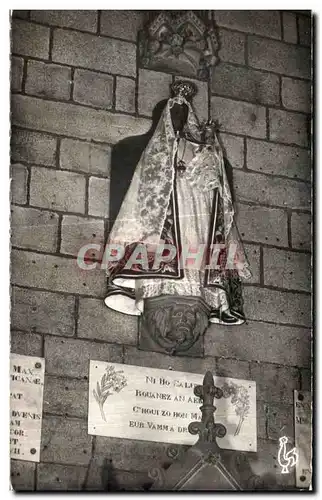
[10,10,312,491]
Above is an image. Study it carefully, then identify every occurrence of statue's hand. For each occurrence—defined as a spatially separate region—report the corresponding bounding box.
[201,119,221,143]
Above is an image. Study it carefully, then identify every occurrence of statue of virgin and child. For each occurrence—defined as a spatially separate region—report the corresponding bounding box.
[104,80,251,355]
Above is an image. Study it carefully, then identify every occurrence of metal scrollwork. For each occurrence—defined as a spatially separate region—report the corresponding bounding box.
[148,370,245,490]
[188,371,227,443]
[166,444,183,461]
[205,452,221,466]
[148,467,166,489]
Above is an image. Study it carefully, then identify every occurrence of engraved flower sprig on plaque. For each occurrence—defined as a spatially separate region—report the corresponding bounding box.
[93,365,127,421]
[221,382,250,436]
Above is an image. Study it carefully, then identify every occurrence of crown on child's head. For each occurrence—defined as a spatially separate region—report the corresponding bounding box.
[170,80,197,101]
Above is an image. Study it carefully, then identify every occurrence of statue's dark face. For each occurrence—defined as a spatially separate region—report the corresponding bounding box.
[170,102,189,133]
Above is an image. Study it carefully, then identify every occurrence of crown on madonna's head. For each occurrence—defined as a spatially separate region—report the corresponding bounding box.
[170,80,197,101]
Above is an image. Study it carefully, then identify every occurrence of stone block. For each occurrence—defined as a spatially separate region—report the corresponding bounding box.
[269,108,309,147]
[85,459,149,491]
[61,215,105,257]
[11,286,75,336]
[60,138,111,176]
[11,249,107,297]
[249,439,295,489]
[215,357,250,380]
[12,10,29,19]
[10,460,35,491]
[244,286,311,327]
[300,367,311,391]
[205,320,311,368]
[73,69,113,109]
[44,336,122,378]
[94,435,172,473]
[298,14,311,46]
[124,345,216,374]
[43,375,88,418]
[232,169,310,210]
[282,77,311,113]
[78,297,137,345]
[246,138,311,181]
[88,177,110,217]
[263,248,311,292]
[41,415,92,465]
[266,403,294,441]
[11,19,50,59]
[248,36,311,79]
[212,63,280,106]
[211,96,266,138]
[291,212,311,250]
[30,166,86,213]
[217,28,245,65]
[100,10,144,42]
[214,11,282,39]
[11,205,59,252]
[11,95,151,144]
[294,10,311,15]
[243,243,260,284]
[77,456,102,490]
[10,330,43,357]
[52,28,136,77]
[110,469,151,491]
[257,401,267,439]
[10,163,28,204]
[11,128,57,166]
[219,133,244,169]
[235,204,288,247]
[250,362,300,403]
[11,56,24,92]
[282,12,298,43]
[30,10,98,32]
[25,60,71,100]
[37,463,87,491]
[116,77,136,113]
[138,69,172,117]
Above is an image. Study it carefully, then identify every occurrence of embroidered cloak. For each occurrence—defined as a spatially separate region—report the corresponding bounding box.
[104,96,251,324]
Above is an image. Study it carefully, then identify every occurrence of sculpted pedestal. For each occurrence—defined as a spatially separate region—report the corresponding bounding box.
[138,295,210,357]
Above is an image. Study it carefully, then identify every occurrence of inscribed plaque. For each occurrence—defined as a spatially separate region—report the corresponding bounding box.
[294,390,312,489]
[10,353,45,462]
[88,361,256,452]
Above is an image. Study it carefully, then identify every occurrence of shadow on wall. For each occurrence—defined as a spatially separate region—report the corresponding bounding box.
[100,457,152,491]
[109,99,168,228]
[109,99,236,230]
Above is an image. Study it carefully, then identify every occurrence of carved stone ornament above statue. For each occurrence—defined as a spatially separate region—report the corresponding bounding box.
[139,11,219,79]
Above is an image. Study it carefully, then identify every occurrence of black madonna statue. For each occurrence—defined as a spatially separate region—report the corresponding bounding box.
[104,80,251,355]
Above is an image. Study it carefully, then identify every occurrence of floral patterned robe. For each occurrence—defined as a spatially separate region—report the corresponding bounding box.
[104,96,251,324]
